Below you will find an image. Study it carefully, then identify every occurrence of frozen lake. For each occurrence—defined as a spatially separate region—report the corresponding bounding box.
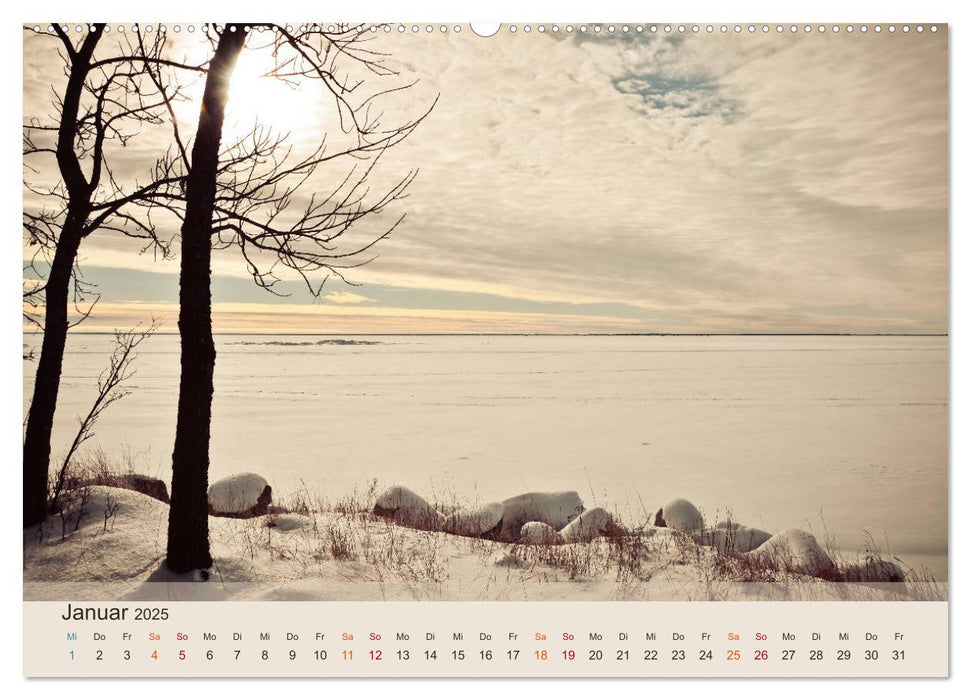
[23,333,948,579]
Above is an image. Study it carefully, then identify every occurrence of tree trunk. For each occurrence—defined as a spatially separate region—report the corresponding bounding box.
[23,27,101,528]
[23,216,85,526]
[166,27,248,573]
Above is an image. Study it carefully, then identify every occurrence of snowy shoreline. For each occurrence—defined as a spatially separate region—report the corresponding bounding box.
[23,481,945,603]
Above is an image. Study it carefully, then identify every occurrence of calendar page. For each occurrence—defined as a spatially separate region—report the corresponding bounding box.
[20,17,949,679]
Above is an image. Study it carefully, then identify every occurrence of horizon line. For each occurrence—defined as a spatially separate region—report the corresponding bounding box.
[34,331,950,338]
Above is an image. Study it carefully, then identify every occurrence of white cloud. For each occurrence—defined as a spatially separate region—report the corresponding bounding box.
[323,291,376,304]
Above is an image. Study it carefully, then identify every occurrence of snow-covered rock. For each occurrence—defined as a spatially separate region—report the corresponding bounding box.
[445,502,504,536]
[519,521,563,545]
[841,558,906,583]
[747,528,833,575]
[714,520,741,531]
[80,473,169,503]
[559,507,617,543]
[699,526,772,554]
[735,526,772,553]
[208,473,272,518]
[372,486,445,531]
[660,498,704,532]
[267,513,312,531]
[498,491,584,540]
[117,474,170,503]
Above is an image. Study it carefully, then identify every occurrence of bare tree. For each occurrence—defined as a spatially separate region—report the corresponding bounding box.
[162,26,247,572]
[22,24,203,527]
[141,24,434,572]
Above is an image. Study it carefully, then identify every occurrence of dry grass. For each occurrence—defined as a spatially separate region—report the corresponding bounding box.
[34,456,945,601]
[51,447,136,493]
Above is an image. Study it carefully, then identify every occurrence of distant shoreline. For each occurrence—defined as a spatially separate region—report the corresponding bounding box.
[35,331,949,338]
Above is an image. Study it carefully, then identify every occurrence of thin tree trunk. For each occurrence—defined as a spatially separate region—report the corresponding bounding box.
[23,216,84,526]
[166,27,247,573]
[23,27,101,528]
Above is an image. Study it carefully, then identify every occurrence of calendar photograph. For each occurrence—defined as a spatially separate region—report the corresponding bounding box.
[22,20,947,617]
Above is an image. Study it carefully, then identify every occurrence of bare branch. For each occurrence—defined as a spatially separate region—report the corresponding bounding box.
[49,321,159,511]
[127,26,437,296]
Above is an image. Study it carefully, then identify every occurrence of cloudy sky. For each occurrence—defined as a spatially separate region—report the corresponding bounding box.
[22,25,948,334]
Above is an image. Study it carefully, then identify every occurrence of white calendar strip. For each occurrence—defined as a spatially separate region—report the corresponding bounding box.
[24,601,948,677]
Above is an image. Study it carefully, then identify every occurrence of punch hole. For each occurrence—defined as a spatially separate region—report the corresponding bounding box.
[470,23,501,37]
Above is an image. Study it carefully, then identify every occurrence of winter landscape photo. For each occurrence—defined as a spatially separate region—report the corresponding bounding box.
[22,23,947,602]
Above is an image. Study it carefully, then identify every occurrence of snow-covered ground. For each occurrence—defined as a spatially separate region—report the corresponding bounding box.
[22,334,948,580]
[23,487,942,602]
